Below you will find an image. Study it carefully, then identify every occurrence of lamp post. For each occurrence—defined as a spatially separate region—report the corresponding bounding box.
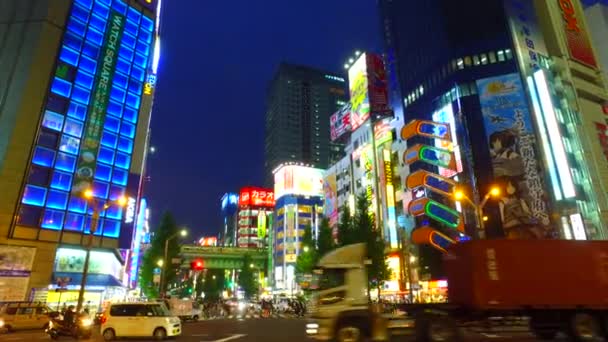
[159,229,187,297]
[156,259,164,293]
[454,186,501,239]
[76,189,127,313]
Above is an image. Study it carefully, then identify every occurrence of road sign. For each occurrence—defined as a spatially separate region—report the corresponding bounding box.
[401,119,452,141]
[411,227,456,253]
[403,144,457,171]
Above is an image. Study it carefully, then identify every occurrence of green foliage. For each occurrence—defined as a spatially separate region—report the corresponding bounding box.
[139,212,182,298]
[317,218,335,257]
[337,204,354,247]
[296,225,317,276]
[202,269,225,300]
[238,254,258,299]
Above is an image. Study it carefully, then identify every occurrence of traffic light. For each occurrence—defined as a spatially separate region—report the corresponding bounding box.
[190,259,204,271]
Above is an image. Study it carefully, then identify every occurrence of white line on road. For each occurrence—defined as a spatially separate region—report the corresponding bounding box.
[200,334,246,342]
[480,333,502,338]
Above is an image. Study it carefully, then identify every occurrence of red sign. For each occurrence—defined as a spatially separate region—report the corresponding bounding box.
[603,102,608,115]
[330,103,352,141]
[558,0,597,68]
[595,122,608,162]
[367,53,389,115]
[239,187,275,208]
[198,237,217,247]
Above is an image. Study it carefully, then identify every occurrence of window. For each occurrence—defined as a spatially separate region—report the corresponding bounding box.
[22,185,47,206]
[110,305,141,317]
[480,53,488,65]
[313,268,346,291]
[457,58,464,70]
[489,51,497,63]
[497,50,505,62]
[17,205,43,226]
[464,56,472,67]
[505,49,513,60]
[28,166,51,186]
[32,146,55,167]
[473,55,480,65]
[38,130,60,149]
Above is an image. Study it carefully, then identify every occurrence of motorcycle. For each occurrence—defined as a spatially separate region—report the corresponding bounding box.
[45,313,93,340]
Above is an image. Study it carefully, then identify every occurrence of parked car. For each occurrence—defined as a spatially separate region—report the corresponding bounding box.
[100,302,181,341]
[0,302,53,332]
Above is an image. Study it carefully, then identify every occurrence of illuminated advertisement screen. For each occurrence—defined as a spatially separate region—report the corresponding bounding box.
[239,187,275,208]
[432,104,463,178]
[323,172,339,227]
[16,0,155,240]
[274,165,324,199]
[330,103,352,141]
[348,53,390,132]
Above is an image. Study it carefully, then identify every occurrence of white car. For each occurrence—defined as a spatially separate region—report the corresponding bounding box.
[100,302,181,341]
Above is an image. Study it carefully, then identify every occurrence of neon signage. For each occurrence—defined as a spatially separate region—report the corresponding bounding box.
[403,144,456,170]
[125,197,137,224]
[401,119,451,141]
[144,74,157,95]
[406,170,456,197]
[239,187,275,208]
[408,197,464,232]
[558,0,597,68]
[411,227,455,253]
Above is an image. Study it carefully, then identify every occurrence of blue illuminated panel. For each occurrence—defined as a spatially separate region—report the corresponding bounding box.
[17,0,154,237]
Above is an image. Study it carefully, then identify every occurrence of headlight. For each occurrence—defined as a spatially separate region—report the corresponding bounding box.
[80,318,93,327]
[238,302,246,311]
[0,319,4,328]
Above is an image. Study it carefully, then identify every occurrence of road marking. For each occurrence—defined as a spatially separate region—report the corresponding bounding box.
[480,333,501,338]
[200,334,246,342]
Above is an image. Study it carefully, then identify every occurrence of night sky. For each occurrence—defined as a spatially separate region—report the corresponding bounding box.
[145,1,381,238]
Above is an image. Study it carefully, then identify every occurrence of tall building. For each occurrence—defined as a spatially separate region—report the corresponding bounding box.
[220,192,238,246]
[237,187,274,248]
[379,0,608,279]
[264,63,348,186]
[272,163,324,293]
[0,0,161,305]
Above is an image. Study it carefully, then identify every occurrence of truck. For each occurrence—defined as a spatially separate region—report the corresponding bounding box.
[305,239,608,342]
[164,298,201,322]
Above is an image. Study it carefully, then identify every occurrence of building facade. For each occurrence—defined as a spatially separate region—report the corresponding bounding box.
[272,163,324,293]
[220,192,239,247]
[583,0,608,80]
[264,63,348,186]
[0,0,160,305]
[379,0,608,279]
[237,187,274,248]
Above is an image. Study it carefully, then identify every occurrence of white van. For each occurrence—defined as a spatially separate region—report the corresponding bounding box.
[100,302,181,340]
[0,302,53,332]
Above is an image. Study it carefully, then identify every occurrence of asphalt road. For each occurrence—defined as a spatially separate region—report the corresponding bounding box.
[0,318,574,341]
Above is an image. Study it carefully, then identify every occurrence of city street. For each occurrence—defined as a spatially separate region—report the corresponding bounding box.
[0,318,573,341]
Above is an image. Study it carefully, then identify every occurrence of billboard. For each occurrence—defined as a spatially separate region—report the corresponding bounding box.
[432,104,463,178]
[348,53,390,131]
[476,73,553,238]
[504,0,547,76]
[239,187,275,208]
[198,237,218,246]
[557,0,598,68]
[323,172,339,227]
[72,12,125,194]
[274,165,324,199]
[330,103,352,141]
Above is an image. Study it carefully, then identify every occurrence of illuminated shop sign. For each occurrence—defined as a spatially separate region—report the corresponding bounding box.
[411,227,455,253]
[558,0,597,68]
[408,197,464,232]
[274,165,324,199]
[54,248,122,280]
[144,74,157,95]
[239,187,275,208]
[432,104,462,178]
[383,150,398,249]
[348,53,390,131]
[401,119,451,141]
[403,144,456,171]
[406,170,456,197]
[124,197,137,223]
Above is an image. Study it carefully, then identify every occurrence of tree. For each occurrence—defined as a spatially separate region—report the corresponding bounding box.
[139,212,181,298]
[317,218,335,257]
[296,225,317,276]
[352,195,390,294]
[202,269,225,300]
[337,204,355,247]
[238,254,258,299]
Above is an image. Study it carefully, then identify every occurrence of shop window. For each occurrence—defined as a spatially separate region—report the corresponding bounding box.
[17,205,42,227]
[22,184,47,206]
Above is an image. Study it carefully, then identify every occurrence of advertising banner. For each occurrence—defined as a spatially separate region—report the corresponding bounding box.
[432,104,463,178]
[239,187,275,208]
[0,246,36,272]
[557,0,598,68]
[274,165,324,199]
[367,53,389,115]
[349,54,370,131]
[330,103,352,141]
[54,248,122,280]
[476,73,553,238]
[73,12,125,194]
[323,172,338,227]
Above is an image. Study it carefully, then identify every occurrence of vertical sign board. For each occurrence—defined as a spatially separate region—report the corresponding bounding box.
[432,104,463,178]
[476,74,553,238]
[349,54,370,131]
[382,149,398,249]
[72,12,125,194]
[367,53,390,115]
[330,103,352,141]
[557,0,598,68]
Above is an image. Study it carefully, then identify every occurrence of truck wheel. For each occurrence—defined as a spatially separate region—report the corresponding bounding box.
[568,312,602,341]
[335,322,363,342]
[416,314,462,342]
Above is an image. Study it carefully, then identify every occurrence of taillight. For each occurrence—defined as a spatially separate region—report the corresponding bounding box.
[100,314,107,324]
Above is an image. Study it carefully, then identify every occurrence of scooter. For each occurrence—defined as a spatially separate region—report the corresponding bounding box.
[46,313,93,340]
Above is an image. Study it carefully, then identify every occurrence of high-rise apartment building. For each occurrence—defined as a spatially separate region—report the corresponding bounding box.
[264,63,348,186]
[0,0,161,305]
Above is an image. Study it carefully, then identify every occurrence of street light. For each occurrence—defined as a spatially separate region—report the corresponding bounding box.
[303,246,310,253]
[157,260,164,267]
[76,190,127,313]
[452,186,501,238]
[159,228,188,297]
